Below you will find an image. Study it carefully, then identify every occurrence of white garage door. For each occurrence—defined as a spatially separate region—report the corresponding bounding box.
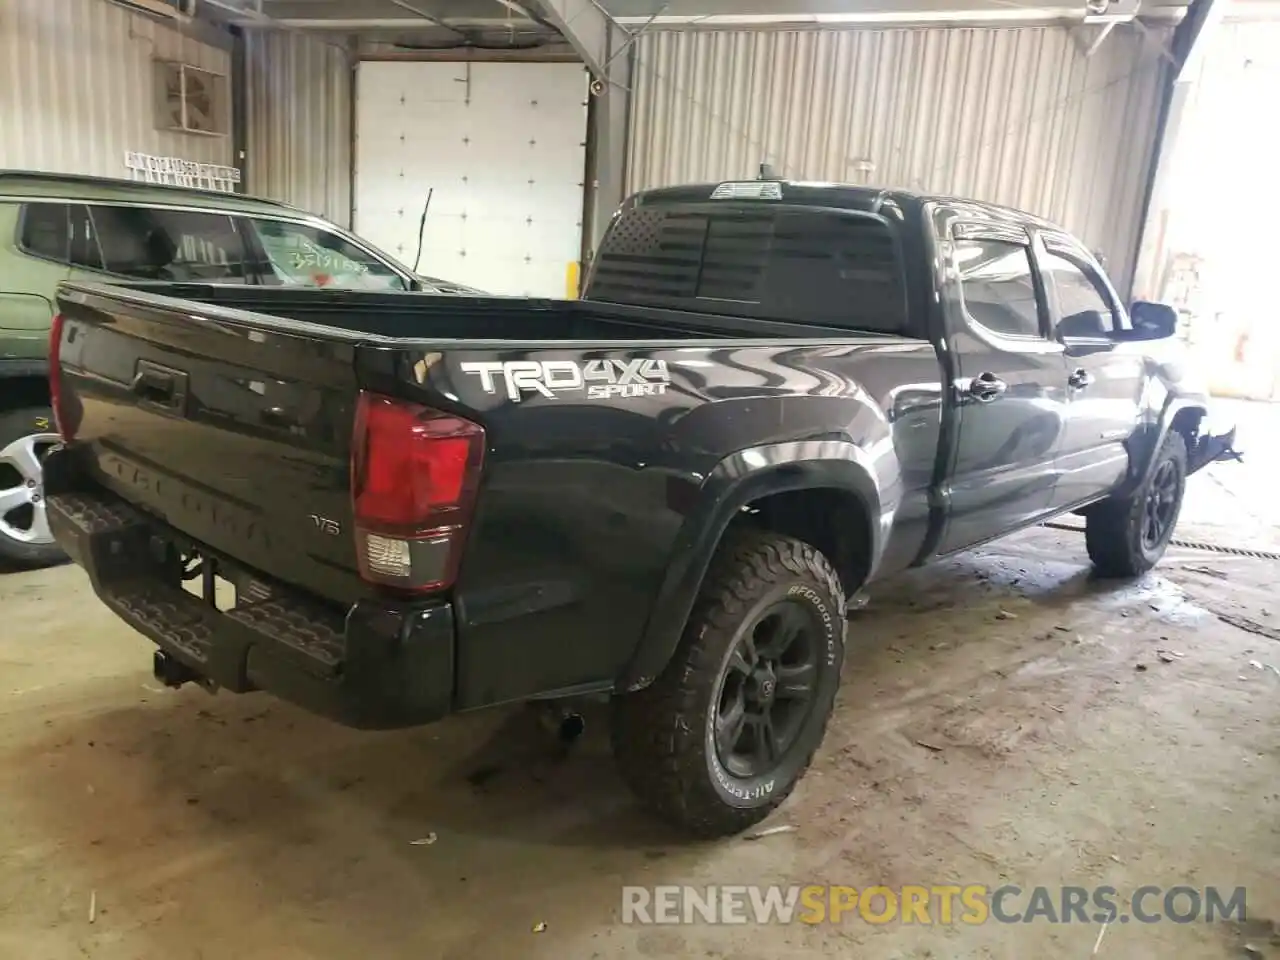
[355,61,587,298]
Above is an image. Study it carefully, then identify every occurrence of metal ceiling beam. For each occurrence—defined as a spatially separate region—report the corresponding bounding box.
[516,0,628,83]
[598,0,1188,24]
[1072,19,1117,56]
[248,0,1192,29]
[492,0,559,29]
[384,0,474,37]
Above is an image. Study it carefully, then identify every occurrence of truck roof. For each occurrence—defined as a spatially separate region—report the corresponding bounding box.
[0,170,301,217]
[631,180,1063,232]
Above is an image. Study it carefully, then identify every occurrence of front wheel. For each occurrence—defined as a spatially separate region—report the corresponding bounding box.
[0,407,64,567]
[1086,431,1187,578]
[611,530,846,838]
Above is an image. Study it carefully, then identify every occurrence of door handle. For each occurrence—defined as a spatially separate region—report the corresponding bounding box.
[1067,368,1094,390]
[964,372,1008,403]
[132,360,188,412]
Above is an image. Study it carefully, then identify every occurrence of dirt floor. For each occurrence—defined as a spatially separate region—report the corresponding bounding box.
[0,403,1277,960]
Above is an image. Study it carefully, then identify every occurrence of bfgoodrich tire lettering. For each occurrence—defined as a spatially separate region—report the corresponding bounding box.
[611,530,846,838]
[1086,430,1187,578]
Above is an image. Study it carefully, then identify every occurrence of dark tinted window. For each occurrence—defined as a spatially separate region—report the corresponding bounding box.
[88,205,250,283]
[19,203,69,262]
[1042,251,1117,333]
[68,205,104,271]
[589,206,907,332]
[955,238,1042,339]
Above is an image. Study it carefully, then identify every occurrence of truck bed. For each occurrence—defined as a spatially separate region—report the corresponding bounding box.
[50,279,922,597]
[110,283,862,343]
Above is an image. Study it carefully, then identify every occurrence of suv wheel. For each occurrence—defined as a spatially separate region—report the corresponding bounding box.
[0,407,64,567]
[612,530,846,838]
[1085,430,1187,578]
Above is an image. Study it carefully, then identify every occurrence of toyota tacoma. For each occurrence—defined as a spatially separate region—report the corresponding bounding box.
[41,180,1237,837]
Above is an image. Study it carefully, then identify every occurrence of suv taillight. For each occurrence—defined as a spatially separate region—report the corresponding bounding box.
[350,391,485,593]
[49,313,74,441]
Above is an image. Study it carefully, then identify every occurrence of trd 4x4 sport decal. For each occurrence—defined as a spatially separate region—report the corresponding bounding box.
[459,359,671,402]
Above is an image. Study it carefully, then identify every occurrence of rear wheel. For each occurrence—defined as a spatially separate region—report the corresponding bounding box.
[1085,431,1187,578]
[612,530,846,838]
[0,407,64,567]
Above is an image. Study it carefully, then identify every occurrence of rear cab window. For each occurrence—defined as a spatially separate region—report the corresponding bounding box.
[588,203,909,333]
[953,236,1044,340]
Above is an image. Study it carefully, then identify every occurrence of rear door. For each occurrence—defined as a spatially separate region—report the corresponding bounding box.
[1038,239,1144,509]
[935,218,1070,555]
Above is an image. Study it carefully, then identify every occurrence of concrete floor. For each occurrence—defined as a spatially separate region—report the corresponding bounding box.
[1,404,1277,960]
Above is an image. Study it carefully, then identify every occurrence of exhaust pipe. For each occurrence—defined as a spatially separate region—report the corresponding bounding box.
[536,702,586,744]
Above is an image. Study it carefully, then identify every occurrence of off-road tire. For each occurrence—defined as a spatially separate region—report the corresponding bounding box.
[1086,431,1187,578]
[0,407,64,568]
[611,530,846,838]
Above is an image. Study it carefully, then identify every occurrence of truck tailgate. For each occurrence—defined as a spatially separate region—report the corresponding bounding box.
[54,286,364,605]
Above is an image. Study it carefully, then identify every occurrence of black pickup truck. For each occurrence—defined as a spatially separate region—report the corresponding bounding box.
[43,180,1236,837]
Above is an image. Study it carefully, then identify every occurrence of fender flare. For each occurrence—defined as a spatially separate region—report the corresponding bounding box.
[616,439,885,692]
[1116,398,1206,499]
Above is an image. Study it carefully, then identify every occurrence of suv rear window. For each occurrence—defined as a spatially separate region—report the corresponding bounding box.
[88,205,251,283]
[19,203,69,261]
[588,205,907,332]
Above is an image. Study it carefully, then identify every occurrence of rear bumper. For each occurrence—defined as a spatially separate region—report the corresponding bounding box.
[0,356,49,379]
[45,479,456,731]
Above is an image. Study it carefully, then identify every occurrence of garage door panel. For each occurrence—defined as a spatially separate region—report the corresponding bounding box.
[533,183,587,218]
[534,138,589,174]
[461,186,528,220]
[419,183,469,217]
[356,61,587,298]
[528,218,584,263]
[420,220,465,275]
[466,129,532,164]
[466,217,526,261]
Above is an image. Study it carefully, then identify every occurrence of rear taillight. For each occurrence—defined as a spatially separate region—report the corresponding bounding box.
[351,391,485,593]
[48,313,74,441]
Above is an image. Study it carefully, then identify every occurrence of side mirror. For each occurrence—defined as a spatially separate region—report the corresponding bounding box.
[1128,300,1178,340]
[1057,309,1110,340]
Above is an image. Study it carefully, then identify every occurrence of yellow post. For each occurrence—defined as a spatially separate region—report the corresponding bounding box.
[564,261,581,299]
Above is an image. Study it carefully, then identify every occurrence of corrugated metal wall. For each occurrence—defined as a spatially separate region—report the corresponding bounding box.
[243,30,353,225]
[629,25,1171,292]
[0,0,232,176]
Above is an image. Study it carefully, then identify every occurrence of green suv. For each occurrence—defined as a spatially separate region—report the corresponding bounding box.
[0,170,474,566]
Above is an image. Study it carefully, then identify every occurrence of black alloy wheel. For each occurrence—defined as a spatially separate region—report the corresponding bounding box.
[714,600,822,780]
[1141,459,1180,552]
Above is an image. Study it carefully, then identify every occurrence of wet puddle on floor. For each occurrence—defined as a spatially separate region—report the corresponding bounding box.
[960,547,1214,628]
